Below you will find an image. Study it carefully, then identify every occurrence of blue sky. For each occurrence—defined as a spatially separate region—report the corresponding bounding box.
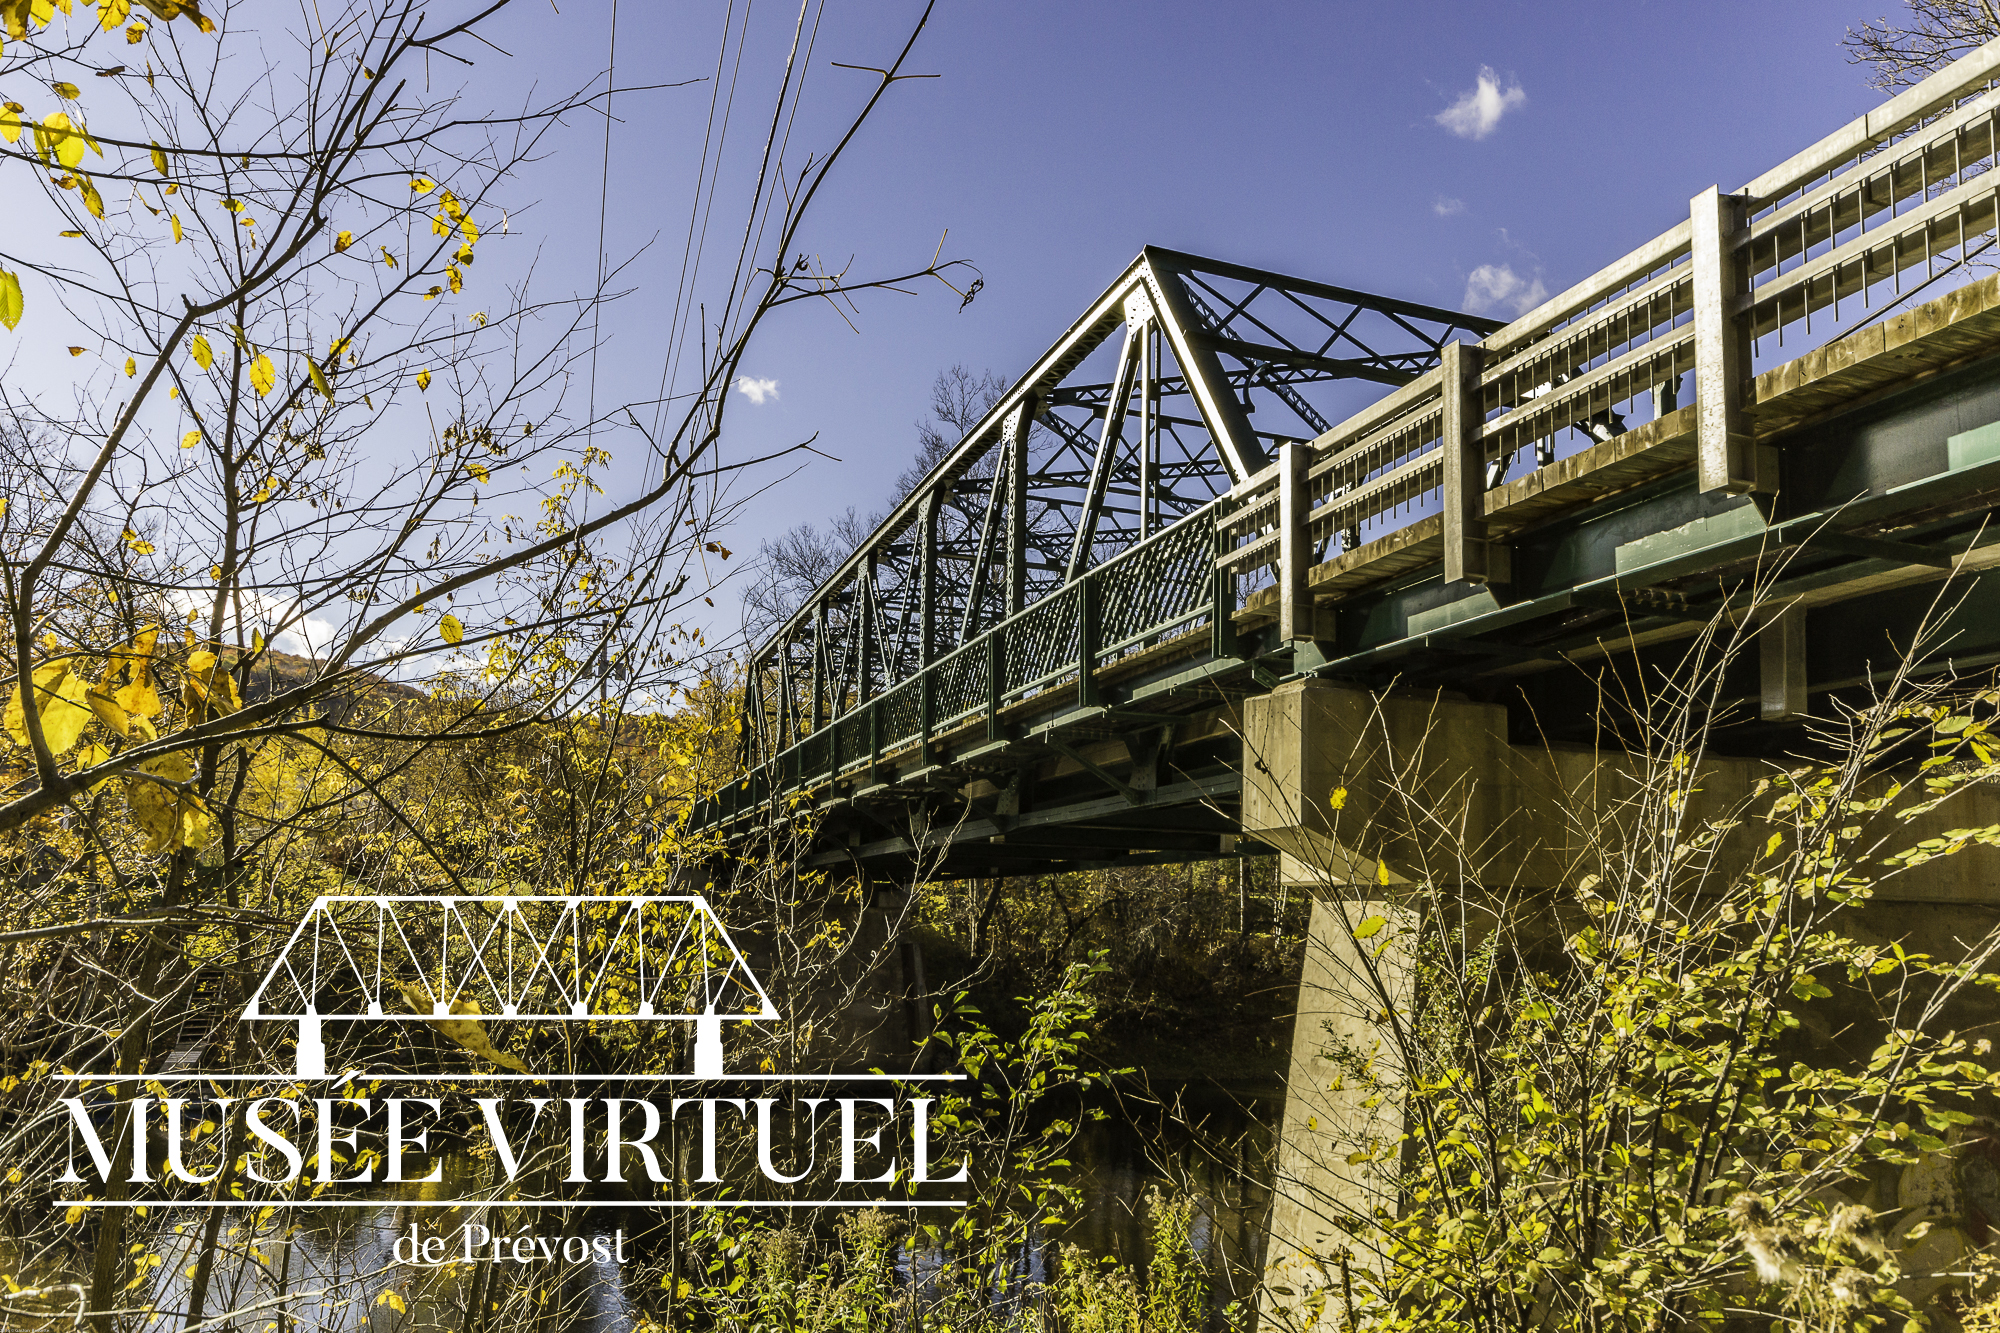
[0,1,1891,653]
[484,0,1880,642]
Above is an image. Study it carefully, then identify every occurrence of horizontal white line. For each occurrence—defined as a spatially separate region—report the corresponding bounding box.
[58,1192,964,1200]
[57,1073,962,1083]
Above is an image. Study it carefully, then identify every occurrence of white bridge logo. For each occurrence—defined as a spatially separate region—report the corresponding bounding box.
[54,894,969,1211]
[244,894,779,1078]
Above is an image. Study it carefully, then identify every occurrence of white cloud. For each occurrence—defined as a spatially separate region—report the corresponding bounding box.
[733,375,780,405]
[1462,263,1549,318]
[1435,67,1525,140]
[1433,195,1466,217]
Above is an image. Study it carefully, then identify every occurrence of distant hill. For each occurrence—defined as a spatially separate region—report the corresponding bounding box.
[232,648,426,717]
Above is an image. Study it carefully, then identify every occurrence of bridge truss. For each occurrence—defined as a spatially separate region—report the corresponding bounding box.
[742,249,1498,767]
[246,895,776,1076]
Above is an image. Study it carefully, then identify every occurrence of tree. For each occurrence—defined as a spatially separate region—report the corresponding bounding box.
[742,364,1004,642]
[0,1,972,1325]
[894,362,1007,500]
[741,506,875,643]
[1844,0,1999,88]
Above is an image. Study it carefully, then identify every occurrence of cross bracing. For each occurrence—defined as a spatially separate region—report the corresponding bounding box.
[743,247,1499,764]
[246,895,777,1023]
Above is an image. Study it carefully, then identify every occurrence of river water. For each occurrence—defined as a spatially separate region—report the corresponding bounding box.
[11,1084,1276,1331]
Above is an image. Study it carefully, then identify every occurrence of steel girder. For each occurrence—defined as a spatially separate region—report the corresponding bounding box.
[743,247,1500,768]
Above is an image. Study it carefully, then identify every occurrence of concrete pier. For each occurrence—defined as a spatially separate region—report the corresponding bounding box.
[1241,677,2000,1325]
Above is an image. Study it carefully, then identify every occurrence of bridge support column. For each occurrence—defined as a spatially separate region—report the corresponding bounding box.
[1240,675,2000,1324]
[1261,872,1416,1325]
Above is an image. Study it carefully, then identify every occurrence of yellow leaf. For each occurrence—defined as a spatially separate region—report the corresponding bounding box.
[460,214,479,245]
[1765,831,1784,859]
[447,265,462,294]
[0,105,19,144]
[123,751,208,854]
[50,81,80,100]
[0,269,21,331]
[181,429,200,449]
[149,141,167,175]
[78,175,104,218]
[1329,786,1346,810]
[43,111,84,168]
[190,333,211,369]
[309,360,332,399]
[124,356,135,377]
[409,177,435,195]
[4,661,93,755]
[127,19,145,41]
[249,353,274,398]
[181,649,241,719]
[1376,859,1391,886]
[467,461,488,483]
[334,229,352,253]
[170,213,180,242]
[380,247,397,269]
[122,527,154,555]
[416,368,431,392]
[115,673,161,720]
[98,0,129,31]
[1353,915,1387,941]
[391,981,523,1072]
[86,688,129,738]
[439,614,463,645]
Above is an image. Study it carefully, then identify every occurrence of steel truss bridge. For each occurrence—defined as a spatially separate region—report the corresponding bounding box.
[695,39,2000,878]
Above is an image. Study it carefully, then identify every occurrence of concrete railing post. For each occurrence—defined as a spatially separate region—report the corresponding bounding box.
[1441,340,1498,585]
[1277,441,1325,646]
[1692,185,1766,494]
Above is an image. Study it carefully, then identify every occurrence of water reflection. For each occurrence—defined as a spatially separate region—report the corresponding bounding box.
[121,1201,637,1333]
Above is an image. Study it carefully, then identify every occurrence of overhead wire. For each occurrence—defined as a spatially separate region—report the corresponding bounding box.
[586,0,622,448]
[653,0,758,453]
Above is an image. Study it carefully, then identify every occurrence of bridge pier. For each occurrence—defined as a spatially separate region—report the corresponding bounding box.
[1241,677,2000,1325]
